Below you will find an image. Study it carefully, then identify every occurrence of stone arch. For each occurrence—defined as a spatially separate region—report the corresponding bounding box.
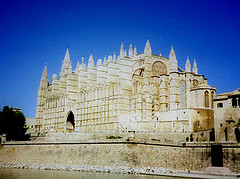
[204,91,209,108]
[152,61,167,77]
[66,111,75,132]
[180,80,186,108]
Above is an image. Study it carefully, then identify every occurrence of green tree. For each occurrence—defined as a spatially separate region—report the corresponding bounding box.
[0,106,29,141]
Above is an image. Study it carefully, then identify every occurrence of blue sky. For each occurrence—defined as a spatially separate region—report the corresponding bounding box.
[0,0,239,118]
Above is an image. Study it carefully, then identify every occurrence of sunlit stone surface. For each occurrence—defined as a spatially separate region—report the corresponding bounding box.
[35,41,216,140]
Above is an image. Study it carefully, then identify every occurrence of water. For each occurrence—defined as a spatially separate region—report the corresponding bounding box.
[0,168,178,179]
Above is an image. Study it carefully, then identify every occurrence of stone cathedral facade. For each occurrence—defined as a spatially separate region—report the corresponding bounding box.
[35,41,216,134]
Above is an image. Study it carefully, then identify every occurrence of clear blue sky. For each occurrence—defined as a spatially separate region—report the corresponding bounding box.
[0,0,239,118]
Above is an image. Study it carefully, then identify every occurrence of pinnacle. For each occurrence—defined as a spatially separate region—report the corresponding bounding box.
[41,64,48,80]
[121,42,124,50]
[134,46,137,56]
[103,55,107,64]
[120,42,124,58]
[144,40,152,55]
[169,45,176,59]
[89,54,94,63]
[64,48,70,62]
[81,57,84,64]
[185,56,191,72]
[88,54,95,68]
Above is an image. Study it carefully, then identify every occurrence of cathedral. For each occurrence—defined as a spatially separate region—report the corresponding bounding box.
[35,40,216,135]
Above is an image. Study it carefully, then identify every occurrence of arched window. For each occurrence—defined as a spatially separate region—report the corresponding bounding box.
[180,80,186,108]
[205,91,209,108]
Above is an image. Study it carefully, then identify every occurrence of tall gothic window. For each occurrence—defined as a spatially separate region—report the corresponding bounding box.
[205,91,209,108]
[180,80,186,108]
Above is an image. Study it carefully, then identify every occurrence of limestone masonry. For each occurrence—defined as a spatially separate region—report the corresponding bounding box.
[35,41,216,136]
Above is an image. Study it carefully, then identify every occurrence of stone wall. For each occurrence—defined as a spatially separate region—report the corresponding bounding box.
[0,141,239,173]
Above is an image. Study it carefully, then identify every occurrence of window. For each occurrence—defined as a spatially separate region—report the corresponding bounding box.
[204,91,209,108]
[217,103,223,108]
[211,91,214,108]
[232,98,237,108]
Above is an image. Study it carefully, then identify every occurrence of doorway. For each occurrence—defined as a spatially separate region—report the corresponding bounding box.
[66,111,75,132]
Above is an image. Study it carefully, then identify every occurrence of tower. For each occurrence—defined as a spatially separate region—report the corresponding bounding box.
[35,64,49,132]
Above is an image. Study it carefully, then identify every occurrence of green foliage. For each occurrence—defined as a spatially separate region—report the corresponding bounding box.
[106,135,122,139]
[0,106,29,141]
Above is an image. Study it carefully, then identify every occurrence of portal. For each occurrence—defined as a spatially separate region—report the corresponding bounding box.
[66,111,75,132]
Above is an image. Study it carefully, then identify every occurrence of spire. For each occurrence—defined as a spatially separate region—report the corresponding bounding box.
[107,55,112,62]
[134,46,137,57]
[41,64,48,80]
[169,46,178,72]
[40,64,49,88]
[144,40,152,56]
[192,59,198,74]
[185,56,191,72]
[81,57,84,64]
[160,52,162,56]
[97,59,102,66]
[64,48,70,62]
[113,52,116,62]
[129,44,133,57]
[103,55,107,64]
[52,74,57,81]
[124,49,127,56]
[76,61,80,69]
[169,46,176,59]
[80,57,85,70]
[88,54,95,68]
[61,48,72,75]
[120,42,124,58]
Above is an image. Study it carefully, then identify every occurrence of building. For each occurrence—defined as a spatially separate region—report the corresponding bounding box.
[25,117,37,136]
[214,88,240,141]
[35,41,216,137]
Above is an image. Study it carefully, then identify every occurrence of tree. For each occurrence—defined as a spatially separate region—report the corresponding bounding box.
[0,106,29,141]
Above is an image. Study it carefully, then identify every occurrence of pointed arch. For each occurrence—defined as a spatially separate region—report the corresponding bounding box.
[66,111,75,132]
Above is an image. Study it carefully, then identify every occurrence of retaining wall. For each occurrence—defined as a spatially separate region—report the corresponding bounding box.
[0,141,239,173]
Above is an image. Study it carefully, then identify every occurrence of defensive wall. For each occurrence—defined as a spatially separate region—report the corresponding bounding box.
[0,135,239,174]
